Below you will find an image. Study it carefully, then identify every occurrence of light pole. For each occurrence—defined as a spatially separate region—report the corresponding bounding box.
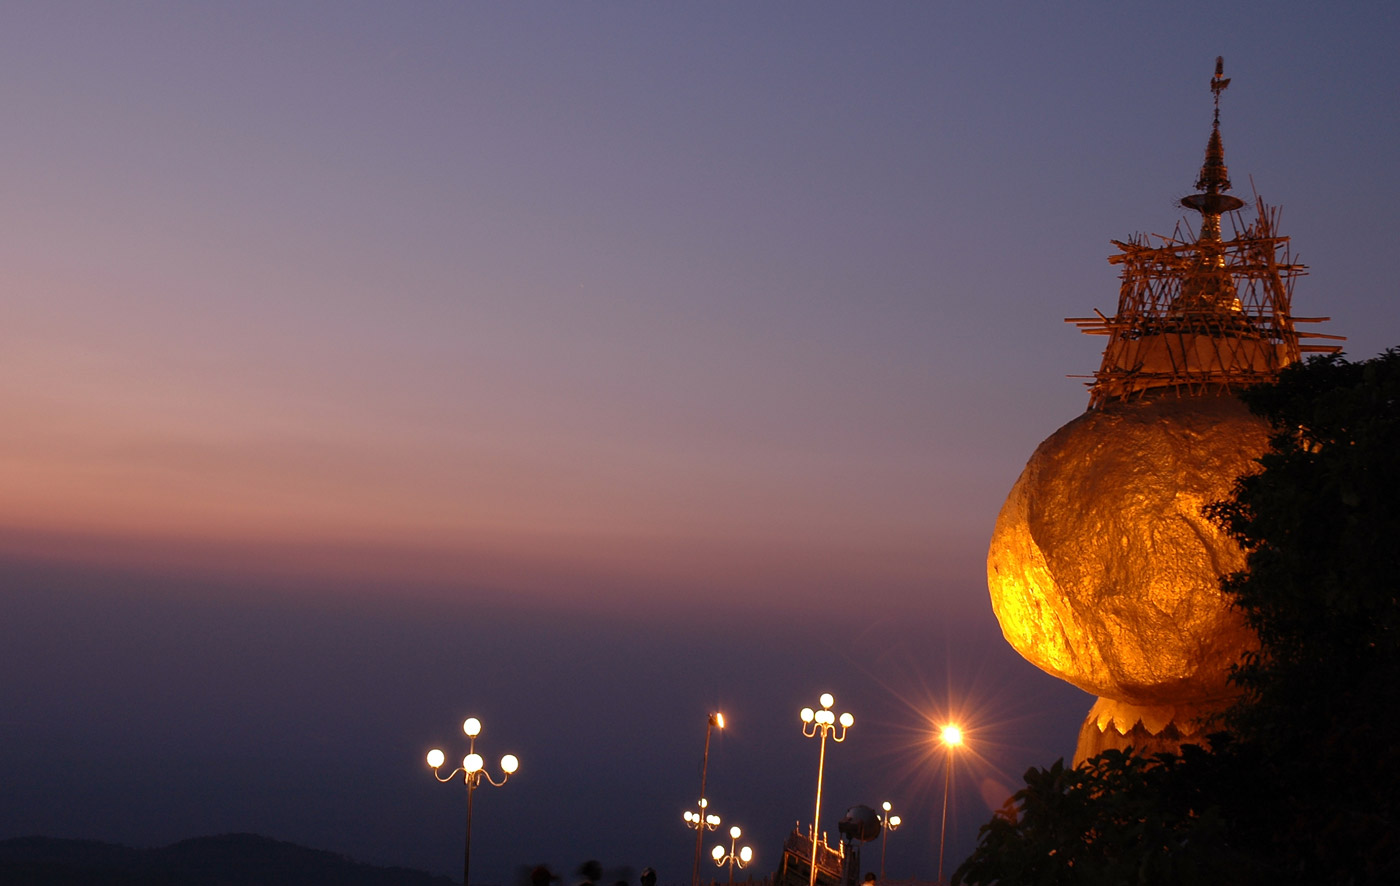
[684,799,721,884]
[937,724,963,885]
[690,711,725,886]
[877,801,902,881]
[426,717,519,886]
[800,693,853,886]
[711,825,753,885]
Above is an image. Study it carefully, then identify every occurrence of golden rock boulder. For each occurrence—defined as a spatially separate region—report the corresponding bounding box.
[987,393,1264,715]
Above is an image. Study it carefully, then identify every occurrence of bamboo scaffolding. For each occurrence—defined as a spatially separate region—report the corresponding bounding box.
[1070,197,1341,409]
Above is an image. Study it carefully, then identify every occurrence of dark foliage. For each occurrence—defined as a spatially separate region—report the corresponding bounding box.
[1210,349,1400,881]
[952,742,1275,886]
[956,351,1400,884]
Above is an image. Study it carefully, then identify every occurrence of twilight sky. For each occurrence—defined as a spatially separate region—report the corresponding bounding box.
[2,2,1398,883]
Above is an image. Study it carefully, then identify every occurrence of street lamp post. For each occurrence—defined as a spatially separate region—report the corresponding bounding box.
[690,712,725,886]
[937,725,963,885]
[684,799,721,885]
[800,693,853,886]
[426,717,520,886]
[877,801,902,881]
[711,826,753,885]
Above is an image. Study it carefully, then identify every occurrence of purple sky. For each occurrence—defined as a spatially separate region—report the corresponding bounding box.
[2,2,1398,882]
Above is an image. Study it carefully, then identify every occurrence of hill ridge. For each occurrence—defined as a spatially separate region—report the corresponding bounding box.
[0,832,456,885]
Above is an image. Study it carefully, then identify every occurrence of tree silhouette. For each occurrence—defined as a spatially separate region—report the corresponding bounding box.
[1210,349,1400,881]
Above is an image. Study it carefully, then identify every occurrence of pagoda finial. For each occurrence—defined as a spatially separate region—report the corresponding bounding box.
[1210,56,1230,126]
[1181,56,1244,239]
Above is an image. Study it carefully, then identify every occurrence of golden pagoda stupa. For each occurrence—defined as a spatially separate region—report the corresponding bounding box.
[986,59,1343,764]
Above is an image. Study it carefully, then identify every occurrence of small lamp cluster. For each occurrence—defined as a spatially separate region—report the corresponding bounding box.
[426,718,520,786]
[800,693,854,734]
[684,799,722,831]
[711,825,753,884]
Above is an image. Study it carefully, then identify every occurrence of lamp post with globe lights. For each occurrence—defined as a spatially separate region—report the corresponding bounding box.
[937,724,963,885]
[800,693,852,886]
[689,712,725,886]
[684,798,721,884]
[711,826,753,885]
[426,717,519,886]
[877,802,902,880]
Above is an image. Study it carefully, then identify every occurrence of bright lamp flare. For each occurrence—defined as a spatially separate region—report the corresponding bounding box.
[839,712,854,728]
[730,826,741,839]
[739,847,752,863]
[426,748,446,769]
[889,815,901,827]
[464,753,484,773]
[714,712,725,728]
[819,692,834,708]
[500,754,519,774]
[941,725,963,746]
[712,846,725,861]
[463,717,482,737]
[800,707,815,723]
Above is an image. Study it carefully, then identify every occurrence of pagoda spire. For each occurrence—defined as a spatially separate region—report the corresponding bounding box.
[1180,57,1244,243]
[1066,57,1341,408]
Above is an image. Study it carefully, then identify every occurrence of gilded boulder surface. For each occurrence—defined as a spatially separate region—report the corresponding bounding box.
[987,393,1264,707]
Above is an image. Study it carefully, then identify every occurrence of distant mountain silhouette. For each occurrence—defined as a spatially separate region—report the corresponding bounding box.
[0,833,457,885]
